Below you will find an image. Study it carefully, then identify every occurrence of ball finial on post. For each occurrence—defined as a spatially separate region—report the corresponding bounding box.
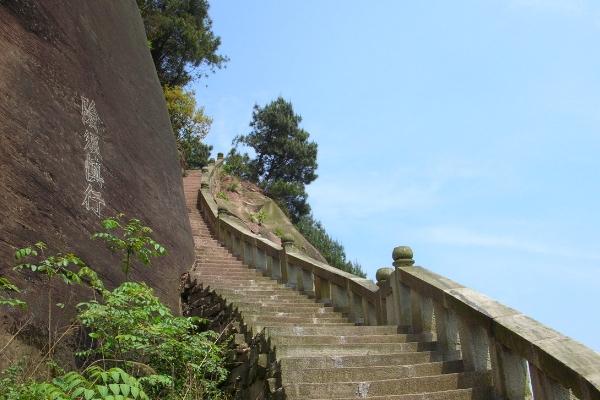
[376,267,394,286]
[281,233,295,250]
[392,246,414,268]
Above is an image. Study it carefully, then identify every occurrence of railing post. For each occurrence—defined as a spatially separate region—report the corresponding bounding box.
[280,234,294,286]
[392,246,414,330]
[301,268,315,297]
[376,267,394,325]
[265,253,273,277]
[457,318,490,372]
[433,303,460,360]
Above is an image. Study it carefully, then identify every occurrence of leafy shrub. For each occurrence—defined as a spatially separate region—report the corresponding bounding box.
[222,149,252,180]
[226,182,239,193]
[13,241,105,293]
[35,367,150,400]
[77,282,228,399]
[92,214,166,278]
[3,214,228,400]
[249,209,267,225]
[0,364,150,400]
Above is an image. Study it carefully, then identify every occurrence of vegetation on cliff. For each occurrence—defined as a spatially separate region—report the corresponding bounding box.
[224,97,366,277]
[137,0,226,170]
[136,0,227,87]
[164,85,213,170]
[0,215,229,400]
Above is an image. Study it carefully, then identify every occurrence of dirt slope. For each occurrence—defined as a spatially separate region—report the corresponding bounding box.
[211,170,327,263]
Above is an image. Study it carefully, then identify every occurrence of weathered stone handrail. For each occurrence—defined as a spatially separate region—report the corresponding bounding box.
[198,163,600,400]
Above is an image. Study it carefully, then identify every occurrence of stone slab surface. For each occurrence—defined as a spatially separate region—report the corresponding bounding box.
[0,0,193,325]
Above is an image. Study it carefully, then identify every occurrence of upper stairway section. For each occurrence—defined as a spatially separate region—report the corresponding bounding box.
[195,159,600,400]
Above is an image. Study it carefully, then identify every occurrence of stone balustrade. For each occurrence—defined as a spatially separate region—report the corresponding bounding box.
[198,162,600,400]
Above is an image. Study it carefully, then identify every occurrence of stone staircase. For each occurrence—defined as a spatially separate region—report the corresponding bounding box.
[183,171,490,399]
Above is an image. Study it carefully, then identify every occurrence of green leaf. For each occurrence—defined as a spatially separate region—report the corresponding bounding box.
[109,383,120,395]
[96,385,109,396]
[118,384,130,396]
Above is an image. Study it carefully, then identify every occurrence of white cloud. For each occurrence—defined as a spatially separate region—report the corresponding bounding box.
[307,177,441,220]
[307,158,493,220]
[419,225,600,262]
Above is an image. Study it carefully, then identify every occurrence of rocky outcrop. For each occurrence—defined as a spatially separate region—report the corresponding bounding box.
[0,0,193,339]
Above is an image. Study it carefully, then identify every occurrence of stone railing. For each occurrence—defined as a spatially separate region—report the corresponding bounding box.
[197,162,600,400]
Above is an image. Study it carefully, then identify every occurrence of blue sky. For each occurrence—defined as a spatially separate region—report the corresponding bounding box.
[192,0,600,351]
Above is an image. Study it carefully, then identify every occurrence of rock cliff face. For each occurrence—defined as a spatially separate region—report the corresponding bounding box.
[0,0,194,327]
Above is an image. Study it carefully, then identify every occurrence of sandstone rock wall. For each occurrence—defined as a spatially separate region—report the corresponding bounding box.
[0,0,194,326]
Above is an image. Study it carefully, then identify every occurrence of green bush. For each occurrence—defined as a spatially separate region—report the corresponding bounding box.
[222,149,252,180]
[249,208,267,225]
[4,214,228,400]
[226,182,239,193]
[0,364,151,400]
[77,282,228,399]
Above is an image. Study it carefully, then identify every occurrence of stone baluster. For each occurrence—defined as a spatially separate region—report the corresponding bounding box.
[280,234,294,286]
[376,267,394,325]
[392,246,415,331]
[433,304,460,360]
[489,341,532,399]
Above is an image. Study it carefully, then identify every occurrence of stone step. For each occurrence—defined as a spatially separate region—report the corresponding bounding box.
[243,314,348,325]
[222,295,321,305]
[213,288,308,297]
[199,278,281,285]
[193,273,275,281]
[271,333,433,346]
[295,388,489,400]
[265,325,400,337]
[283,371,490,399]
[194,272,267,280]
[281,360,465,383]
[229,301,327,310]
[274,342,437,358]
[192,270,268,278]
[246,310,342,319]
[234,306,336,316]
[279,351,449,370]
[194,262,253,268]
[196,256,241,261]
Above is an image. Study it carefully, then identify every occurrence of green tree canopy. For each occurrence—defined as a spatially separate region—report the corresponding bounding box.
[137,0,228,86]
[164,85,212,169]
[236,97,318,186]
[233,97,318,221]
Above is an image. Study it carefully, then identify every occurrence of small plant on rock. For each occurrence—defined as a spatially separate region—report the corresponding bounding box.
[0,276,25,308]
[249,209,267,225]
[226,182,239,193]
[92,214,166,278]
